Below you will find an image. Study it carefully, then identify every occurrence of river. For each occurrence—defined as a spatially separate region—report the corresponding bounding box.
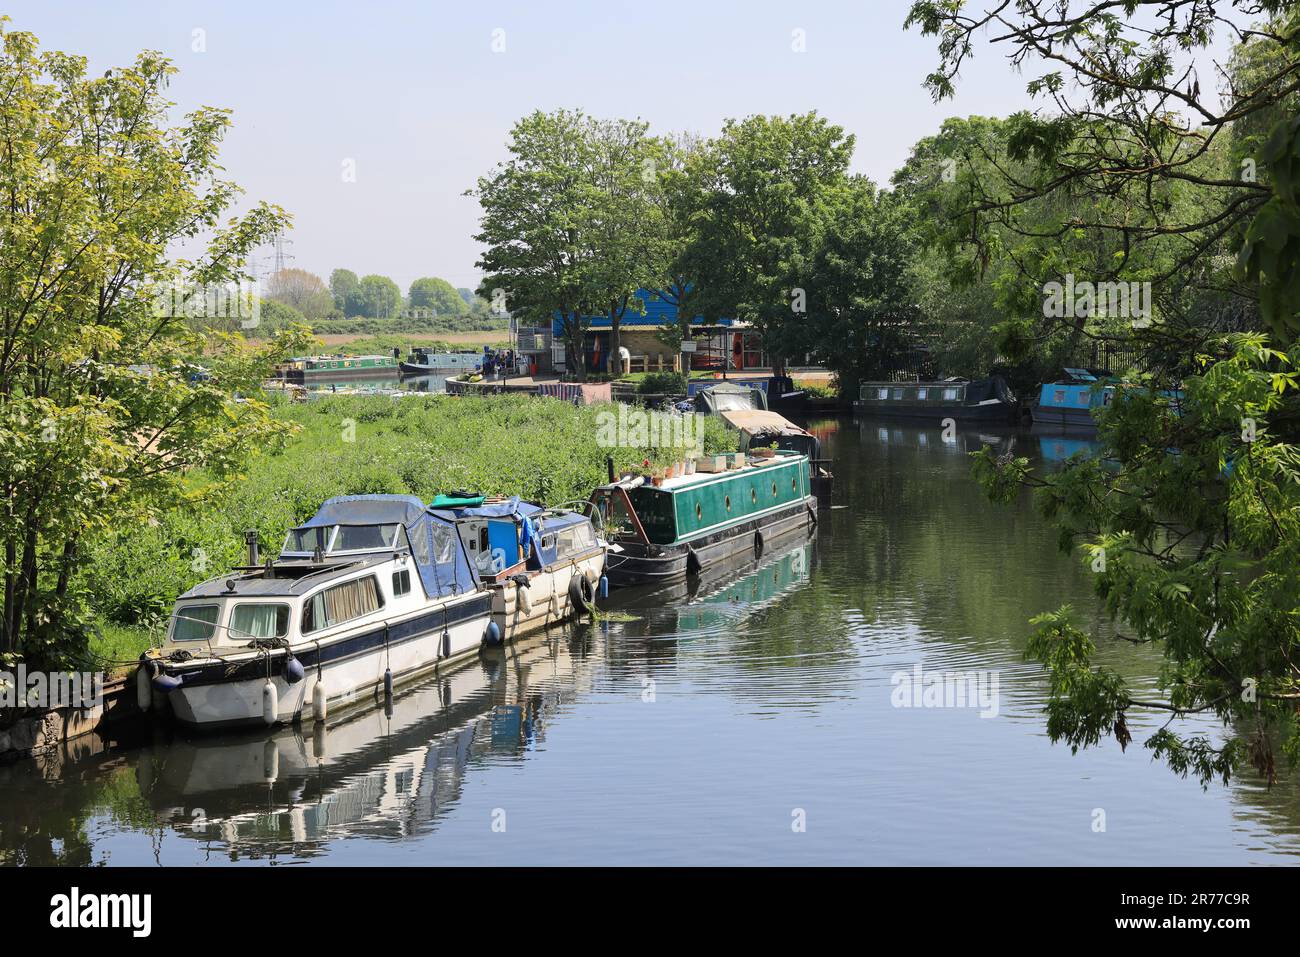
[2,414,1297,865]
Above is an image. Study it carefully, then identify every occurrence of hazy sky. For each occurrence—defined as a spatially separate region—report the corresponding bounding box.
[3,1,1238,293]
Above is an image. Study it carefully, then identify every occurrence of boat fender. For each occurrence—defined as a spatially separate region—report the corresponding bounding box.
[599,575,609,599]
[284,655,305,684]
[262,680,278,725]
[484,620,502,646]
[136,662,153,712]
[516,580,532,615]
[152,672,183,694]
[383,667,394,700]
[312,679,328,722]
[754,531,765,556]
[440,630,451,659]
[686,546,701,575]
[263,739,279,782]
[568,574,595,613]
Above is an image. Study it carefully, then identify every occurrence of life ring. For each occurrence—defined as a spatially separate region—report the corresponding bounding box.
[568,573,595,613]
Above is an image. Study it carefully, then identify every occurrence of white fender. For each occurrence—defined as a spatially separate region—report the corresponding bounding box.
[312,679,328,722]
[262,680,279,725]
[136,665,152,712]
[516,580,532,615]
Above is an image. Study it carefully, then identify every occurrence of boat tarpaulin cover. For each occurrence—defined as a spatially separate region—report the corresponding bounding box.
[300,494,477,598]
[429,494,486,508]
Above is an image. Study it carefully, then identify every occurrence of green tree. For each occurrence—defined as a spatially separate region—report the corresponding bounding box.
[329,268,359,314]
[682,112,856,374]
[0,25,311,665]
[409,276,466,317]
[470,109,657,380]
[347,274,402,319]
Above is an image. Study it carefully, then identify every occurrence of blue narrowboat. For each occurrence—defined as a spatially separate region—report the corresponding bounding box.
[1030,369,1113,435]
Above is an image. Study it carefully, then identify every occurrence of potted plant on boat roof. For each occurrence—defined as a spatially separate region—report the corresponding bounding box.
[753,442,778,459]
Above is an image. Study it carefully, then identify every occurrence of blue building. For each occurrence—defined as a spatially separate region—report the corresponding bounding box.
[547,290,764,374]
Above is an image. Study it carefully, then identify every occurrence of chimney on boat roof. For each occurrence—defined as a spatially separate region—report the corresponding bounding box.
[244,528,260,568]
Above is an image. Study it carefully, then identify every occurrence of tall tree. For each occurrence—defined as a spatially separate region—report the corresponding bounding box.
[329,268,359,315]
[266,267,333,318]
[470,110,657,380]
[346,274,402,319]
[681,113,856,374]
[409,276,466,316]
[0,25,310,665]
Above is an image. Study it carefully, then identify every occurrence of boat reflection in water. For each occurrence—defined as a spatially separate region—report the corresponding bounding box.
[857,415,1020,458]
[136,629,598,858]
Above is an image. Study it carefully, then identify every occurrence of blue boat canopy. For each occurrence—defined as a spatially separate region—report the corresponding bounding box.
[296,494,477,598]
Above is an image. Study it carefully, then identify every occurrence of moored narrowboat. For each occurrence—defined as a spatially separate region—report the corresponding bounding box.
[434,495,608,640]
[853,376,1018,423]
[590,450,817,587]
[276,354,398,384]
[399,348,483,376]
[141,495,494,730]
[1029,368,1112,435]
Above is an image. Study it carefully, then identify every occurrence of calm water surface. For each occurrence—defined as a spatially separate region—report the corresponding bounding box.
[3,415,1299,865]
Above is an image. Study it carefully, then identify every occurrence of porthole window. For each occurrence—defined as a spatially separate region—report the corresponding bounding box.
[725,495,731,512]
[791,477,797,492]
[695,502,703,520]
[751,488,757,504]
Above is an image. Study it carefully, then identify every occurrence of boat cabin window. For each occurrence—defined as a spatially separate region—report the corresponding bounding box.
[555,523,596,558]
[1053,388,1066,403]
[229,603,290,641]
[876,387,888,400]
[628,488,677,543]
[892,388,904,400]
[333,524,402,553]
[172,604,219,642]
[302,576,385,634]
[392,568,412,597]
[943,387,959,401]
[285,526,331,554]
[916,388,928,400]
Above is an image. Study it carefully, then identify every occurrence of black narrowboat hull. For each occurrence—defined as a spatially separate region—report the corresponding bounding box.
[605,496,817,587]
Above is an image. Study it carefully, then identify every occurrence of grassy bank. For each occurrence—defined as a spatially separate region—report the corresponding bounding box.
[84,394,734,667]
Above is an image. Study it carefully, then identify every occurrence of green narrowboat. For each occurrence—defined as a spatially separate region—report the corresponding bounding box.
[590,450,817,587]
[277,354,398,383]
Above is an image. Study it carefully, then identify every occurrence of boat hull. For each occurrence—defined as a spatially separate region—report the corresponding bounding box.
[158,592,493,730]
[605,495,816,587]
[1029,405,1098,435]
[489,550,606,639]
[853,401,1017,424]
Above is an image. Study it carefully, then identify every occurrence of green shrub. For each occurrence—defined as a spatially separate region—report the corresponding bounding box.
[638,371,689,394]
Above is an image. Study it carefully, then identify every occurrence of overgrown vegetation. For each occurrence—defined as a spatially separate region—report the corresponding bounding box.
[82,395,734,664]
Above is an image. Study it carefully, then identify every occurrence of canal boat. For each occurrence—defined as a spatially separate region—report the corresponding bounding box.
[714,407,834,503]
[140,495,495,730]
[1029,368,1112,435]
[591,450,817,587]
[399,347,483,377]
[853,376,1018,424]
[276,354,398,384]
[434,495,608,641]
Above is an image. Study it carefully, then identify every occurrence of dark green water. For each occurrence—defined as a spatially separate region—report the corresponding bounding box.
[2,415,1298,865]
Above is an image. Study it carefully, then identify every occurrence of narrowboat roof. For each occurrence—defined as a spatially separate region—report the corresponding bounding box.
[178,554,394,599]
[717,409,813,438]
[603,451,806,496]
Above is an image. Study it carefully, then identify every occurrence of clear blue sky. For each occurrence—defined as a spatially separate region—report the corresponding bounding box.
[3,1,1237,293]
